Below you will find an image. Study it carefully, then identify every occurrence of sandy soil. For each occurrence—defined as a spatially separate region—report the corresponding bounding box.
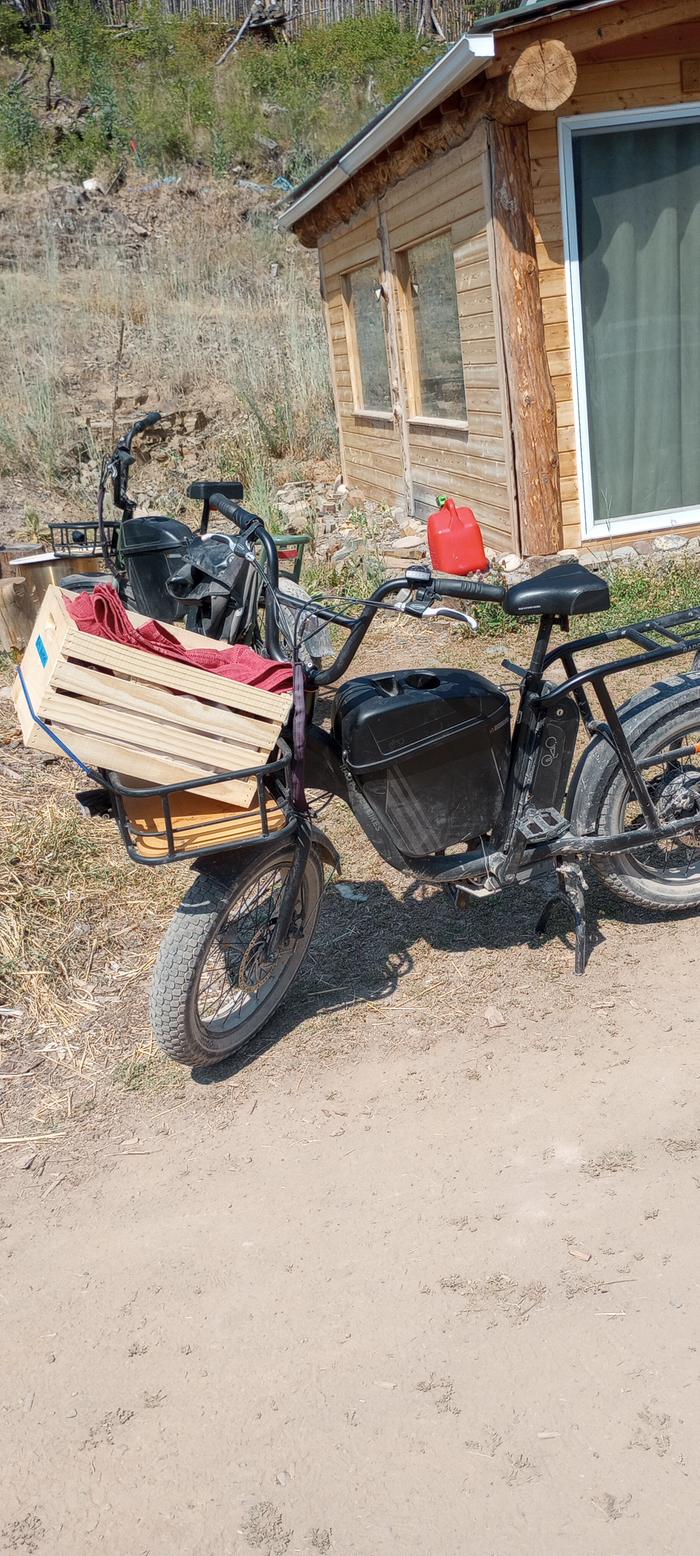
[2,904,699,1555]
[2,615,700,1554]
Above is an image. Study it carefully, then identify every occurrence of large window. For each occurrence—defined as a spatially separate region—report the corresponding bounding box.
[398,232,467,423]
[342,264,392,414]
[562,108,700,536]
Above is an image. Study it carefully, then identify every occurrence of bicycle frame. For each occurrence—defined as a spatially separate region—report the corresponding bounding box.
[373,603,700,891]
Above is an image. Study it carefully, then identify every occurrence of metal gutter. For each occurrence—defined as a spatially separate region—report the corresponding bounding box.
[278,31,495,231]
[471,0,620,34]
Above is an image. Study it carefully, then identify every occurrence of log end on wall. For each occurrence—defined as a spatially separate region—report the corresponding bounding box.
[507,39,577,115]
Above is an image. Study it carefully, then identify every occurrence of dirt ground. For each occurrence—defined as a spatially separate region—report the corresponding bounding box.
[2,616,700,1554]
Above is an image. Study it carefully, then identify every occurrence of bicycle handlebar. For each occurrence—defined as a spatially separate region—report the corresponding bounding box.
[205,493,507,680]
[208,493,262,533]
[122,410,161,450]
[434,575,506,604]
[208,492,281,659]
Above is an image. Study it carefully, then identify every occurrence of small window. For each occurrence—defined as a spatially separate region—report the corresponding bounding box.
[399,233,467,422]
[343,265,392,414]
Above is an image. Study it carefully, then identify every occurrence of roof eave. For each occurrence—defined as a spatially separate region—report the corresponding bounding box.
[278,31,495,234]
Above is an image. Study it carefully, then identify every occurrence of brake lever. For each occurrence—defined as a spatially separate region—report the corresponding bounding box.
[393,600,478,632]
[424,605,478,632]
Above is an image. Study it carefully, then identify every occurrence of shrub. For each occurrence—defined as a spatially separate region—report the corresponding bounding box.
[0,83,44,174]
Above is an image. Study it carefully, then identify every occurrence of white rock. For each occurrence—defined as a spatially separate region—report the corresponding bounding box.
[500,553,522,573]
[654,534,688,552]
[390,534,426,552]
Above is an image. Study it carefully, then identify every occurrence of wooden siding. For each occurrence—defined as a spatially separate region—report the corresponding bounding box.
[318,133,516,551]
[321,210,405,508]
[529,50,694,550]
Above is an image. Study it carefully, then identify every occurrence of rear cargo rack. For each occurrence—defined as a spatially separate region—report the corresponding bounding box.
[541,604,700,704]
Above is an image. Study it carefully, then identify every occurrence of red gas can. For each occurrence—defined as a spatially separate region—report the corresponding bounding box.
[427,495,489,576]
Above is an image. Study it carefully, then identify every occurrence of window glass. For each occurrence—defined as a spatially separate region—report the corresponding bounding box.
[573,120,700,525]
[404,233,467,421]
[346,265,391,412]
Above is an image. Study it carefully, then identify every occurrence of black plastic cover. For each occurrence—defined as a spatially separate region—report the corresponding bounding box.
[120,516,194,622]
[333,668,511,858]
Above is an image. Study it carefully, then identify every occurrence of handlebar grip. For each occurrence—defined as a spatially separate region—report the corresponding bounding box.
[435,575,506,604]
[121,411,161,452]
[135,410,161,433]
[208,493,261,531]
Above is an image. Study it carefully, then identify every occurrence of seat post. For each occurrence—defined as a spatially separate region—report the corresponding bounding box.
[526,615,556,684]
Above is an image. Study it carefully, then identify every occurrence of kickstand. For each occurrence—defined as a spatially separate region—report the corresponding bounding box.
[536,863,591,975]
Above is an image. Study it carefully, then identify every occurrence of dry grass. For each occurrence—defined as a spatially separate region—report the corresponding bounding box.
[0,676,188,1128]
[0,187,336,502]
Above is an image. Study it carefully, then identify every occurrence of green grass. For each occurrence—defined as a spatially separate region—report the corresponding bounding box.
[473,558,700,640]
[0,5,443,182]
[112,1048,186,1094]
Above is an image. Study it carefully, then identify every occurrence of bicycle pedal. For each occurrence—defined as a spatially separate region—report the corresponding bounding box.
[518,807,569,845]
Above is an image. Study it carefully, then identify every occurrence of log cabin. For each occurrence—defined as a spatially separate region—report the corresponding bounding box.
[280,0,700,564]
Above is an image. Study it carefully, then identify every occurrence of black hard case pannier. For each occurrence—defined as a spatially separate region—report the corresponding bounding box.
[332,668,511,858]
[120,516,193,623]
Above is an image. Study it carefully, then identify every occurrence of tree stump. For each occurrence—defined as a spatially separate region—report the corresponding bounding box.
[0,576,36,653]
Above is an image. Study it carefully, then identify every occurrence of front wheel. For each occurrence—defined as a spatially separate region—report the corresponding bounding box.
[150,845,325,1068]
[569,672,700,912]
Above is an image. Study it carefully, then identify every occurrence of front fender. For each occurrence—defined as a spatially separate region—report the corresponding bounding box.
[190,822,340,880]
[309,823,341,875]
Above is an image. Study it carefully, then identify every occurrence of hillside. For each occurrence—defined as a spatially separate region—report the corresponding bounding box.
[0,4,522,548]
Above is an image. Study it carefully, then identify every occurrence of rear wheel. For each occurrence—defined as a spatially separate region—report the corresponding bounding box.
[150,845,325,1067]
[570,674,700,912]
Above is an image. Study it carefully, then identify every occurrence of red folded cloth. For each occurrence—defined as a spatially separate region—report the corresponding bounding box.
[66,584,293,693]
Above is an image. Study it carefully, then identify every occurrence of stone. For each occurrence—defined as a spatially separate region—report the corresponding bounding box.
[389,534,427,553]
[611,546,639,563]
[500,554,522,573]
[654,534,688,552]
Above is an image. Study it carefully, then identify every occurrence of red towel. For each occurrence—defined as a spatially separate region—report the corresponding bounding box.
[66,584,293,693]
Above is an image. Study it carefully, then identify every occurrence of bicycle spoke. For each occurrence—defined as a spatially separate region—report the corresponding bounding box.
[195,864,296,1033]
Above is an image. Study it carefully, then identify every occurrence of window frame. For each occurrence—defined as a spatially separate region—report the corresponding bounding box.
[340,263,393,421]
[395,226,469,430]
[559,101,700,540]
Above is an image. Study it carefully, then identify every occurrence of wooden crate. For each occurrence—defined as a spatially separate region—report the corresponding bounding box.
[12,585,292,806]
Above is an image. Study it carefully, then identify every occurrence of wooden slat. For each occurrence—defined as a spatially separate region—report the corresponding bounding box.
[382,138,483,212]
[51,661,271,754]
[61,626,289,723]
[41,692,269,774]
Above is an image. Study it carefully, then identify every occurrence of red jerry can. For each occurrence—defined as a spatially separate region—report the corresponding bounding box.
[427,495,490,576]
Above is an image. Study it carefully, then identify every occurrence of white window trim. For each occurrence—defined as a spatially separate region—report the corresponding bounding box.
[559,100,700,542]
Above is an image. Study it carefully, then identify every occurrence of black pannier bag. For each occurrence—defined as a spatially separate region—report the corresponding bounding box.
[332,668,511,859]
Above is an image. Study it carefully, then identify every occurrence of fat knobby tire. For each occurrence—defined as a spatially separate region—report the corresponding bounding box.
[569,670,700,912]
[150,847,324,1068]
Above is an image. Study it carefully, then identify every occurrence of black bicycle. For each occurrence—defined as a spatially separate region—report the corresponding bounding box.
[83,492,700,1068]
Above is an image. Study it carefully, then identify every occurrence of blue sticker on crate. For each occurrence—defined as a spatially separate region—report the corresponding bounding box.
[35,634,48,668]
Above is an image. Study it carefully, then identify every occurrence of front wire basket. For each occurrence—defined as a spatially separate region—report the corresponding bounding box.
[49,518,119,558]
[101,742,295,865]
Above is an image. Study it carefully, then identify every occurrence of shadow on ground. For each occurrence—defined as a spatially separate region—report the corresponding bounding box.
[192,868,695,1087]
